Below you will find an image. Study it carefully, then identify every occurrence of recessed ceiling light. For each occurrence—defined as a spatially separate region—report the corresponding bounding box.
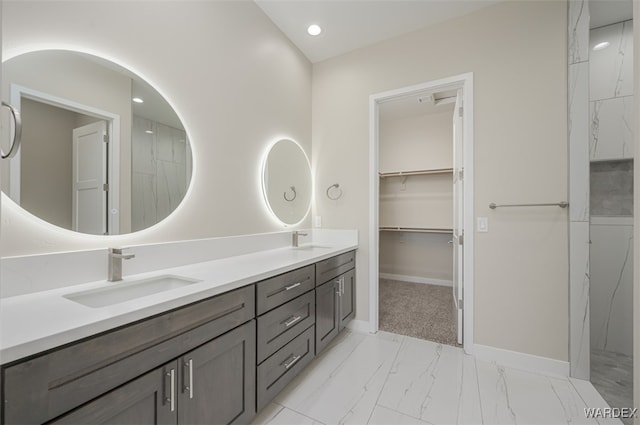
[593,41,610,51]
[307,24,322,36]
[145,130,153,134]
[133,97,144,103]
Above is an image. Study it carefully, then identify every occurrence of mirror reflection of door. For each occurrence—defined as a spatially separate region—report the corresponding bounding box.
[72,120,108,235]
[452,89,464,345]
[19,97,112,234]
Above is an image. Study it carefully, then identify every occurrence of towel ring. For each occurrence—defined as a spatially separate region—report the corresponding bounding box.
[1,101,22,159]
[284,186,296,202]
[326,183,342,200]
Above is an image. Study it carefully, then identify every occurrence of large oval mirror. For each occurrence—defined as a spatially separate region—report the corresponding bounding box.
[1,50,192,235]
[262,139,312,225]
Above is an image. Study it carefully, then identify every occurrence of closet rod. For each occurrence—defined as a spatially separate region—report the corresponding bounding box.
[379,168,453,178]
[379,226,453,234]
[489,201,569,209]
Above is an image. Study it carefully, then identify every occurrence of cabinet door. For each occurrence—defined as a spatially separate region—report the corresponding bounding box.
[338,268,355,330]
[178,320,256,425]
[51,363,178,425]
[315,279,339,354]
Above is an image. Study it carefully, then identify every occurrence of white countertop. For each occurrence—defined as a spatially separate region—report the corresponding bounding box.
[0,242,357,365]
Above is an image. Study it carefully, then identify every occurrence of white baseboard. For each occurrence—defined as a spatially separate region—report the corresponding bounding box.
[346,321,569,377]
[379,273,453,287]
[346,319,375,334]
[474,343,570,377]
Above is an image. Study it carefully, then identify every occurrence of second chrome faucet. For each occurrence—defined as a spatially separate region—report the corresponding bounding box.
[292,231,308,247]
[108,248,135,282]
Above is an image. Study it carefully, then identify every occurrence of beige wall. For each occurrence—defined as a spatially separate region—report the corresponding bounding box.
[312,1,568,360]
[379,110,453,173]
[0,1,311,256]
[18,99,76,229]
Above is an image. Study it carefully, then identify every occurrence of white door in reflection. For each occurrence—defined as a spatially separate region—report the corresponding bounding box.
[72,120,108,235]
[452,89,464,345]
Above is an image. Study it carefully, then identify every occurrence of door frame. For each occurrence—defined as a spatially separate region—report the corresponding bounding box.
[9,83,121,234]
[368,72,475,354]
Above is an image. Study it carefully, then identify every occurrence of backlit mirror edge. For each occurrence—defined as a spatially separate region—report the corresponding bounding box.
[1,46,198,239]
[260,137,313,227]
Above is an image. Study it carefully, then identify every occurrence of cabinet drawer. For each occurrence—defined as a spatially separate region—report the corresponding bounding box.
[2,285,255,425]
[256,325,315,411]
[257,291,315,364]
[256,265,315,315]
[315,251,355,285]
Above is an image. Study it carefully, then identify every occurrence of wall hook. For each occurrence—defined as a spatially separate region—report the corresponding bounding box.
[326,183,342,200]
[284,186,297,202]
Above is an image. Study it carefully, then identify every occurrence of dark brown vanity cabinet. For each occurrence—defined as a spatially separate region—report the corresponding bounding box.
[1,286,256,425]
[50,321,255,425]
[1,250,357,425]
[315,252,356,354]
[50,363,176,425]
[255,267,317,411]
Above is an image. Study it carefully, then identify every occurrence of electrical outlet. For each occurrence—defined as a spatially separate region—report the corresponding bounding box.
[314,216,322,228]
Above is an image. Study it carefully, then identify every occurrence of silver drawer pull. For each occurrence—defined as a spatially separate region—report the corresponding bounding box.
[283,354,301,370]
[285,282,302,291]
[284,315,302,327]
[165,369,176,412]
[183,359,194,399]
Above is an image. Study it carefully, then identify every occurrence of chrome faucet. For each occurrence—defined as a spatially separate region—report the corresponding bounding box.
[108,248,135,282]
[292,231,308,247]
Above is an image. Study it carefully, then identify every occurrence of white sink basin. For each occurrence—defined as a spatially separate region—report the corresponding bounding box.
[293,244,331,251]
[64,275,201,308]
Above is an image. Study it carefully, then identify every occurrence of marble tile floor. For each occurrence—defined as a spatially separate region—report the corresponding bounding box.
[253,329,624,425]
[591,349,634,425]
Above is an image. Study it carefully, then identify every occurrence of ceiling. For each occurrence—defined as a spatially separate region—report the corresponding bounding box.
[590,0,633,28]
[379,89,457,122]
[255,0,635,64]
[254,0,501,63]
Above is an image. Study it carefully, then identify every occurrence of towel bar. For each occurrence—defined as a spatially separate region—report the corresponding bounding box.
[489,201,569,209]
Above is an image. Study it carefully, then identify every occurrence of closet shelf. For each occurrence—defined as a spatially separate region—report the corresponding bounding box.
[379,226,453,234]
[379,168,453,178]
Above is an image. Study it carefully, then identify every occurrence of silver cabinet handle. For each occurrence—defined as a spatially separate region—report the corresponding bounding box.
[283,315,302,327]
[1,101,22,159]
[285,282,302,291]
[165,369,176,412]
[282,354,301,370]
[183,359,194,399]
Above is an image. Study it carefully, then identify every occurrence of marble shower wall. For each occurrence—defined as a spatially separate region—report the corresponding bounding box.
[588,20,634,359]
[590,217,634,357]
[568,0,591,380]
[132,115,191,232]
[590,20,634,161]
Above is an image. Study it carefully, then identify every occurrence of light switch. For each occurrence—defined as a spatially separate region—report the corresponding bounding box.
[314,215,322,228]
[477,217,488,232]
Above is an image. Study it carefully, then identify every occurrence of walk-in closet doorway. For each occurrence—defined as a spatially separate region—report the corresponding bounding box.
[368,73,474,354]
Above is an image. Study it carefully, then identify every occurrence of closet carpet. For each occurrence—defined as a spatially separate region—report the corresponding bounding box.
[379,278,460,347]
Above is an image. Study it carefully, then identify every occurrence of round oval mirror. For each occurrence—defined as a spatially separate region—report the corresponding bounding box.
[261,139,312,226]
[1,50,192,235]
